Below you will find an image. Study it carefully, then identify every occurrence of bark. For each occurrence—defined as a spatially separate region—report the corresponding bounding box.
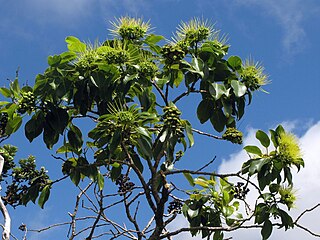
[0,155,10,240]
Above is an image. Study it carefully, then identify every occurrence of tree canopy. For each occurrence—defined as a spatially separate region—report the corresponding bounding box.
[0,17,315,240]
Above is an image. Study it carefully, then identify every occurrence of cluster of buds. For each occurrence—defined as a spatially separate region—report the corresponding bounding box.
[167,199,183,214]
[116,174,135,196]
[233,182,250,200]
[104,50,129,65]
[222,127,243,144]
[138,61,158,79]
[161,44,186,65]
[163,106,184,137]
[184,26,211,47]
[17,91,36,114]
[0,112,8,136]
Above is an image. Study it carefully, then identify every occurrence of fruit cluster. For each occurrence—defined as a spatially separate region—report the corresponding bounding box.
[116,174,135,196]
[17,91,36,114]
[163,106,184,137]
[138,61,158,79]
[0,112,8,136]
[161,44,186,65]
[233,182,250,200]
[167,199,183,214]
[104,49,129,65]
[222,127,243,144]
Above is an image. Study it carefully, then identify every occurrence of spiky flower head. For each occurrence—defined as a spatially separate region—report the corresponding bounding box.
[175,18,216,47]
[109,17,151,41]
[75,43,101,71]
[279,185,297,210]
[75,40,138,72]
[222,127,243,144]
[241,59,270,91]
[278,131,303,165]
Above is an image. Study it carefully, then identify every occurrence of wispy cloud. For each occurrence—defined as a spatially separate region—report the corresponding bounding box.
[233,0,318,57]
[168,121,320,239]
[219,121,320,239]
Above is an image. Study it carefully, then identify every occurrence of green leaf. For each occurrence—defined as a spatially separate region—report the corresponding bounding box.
[210,108,226,132]
[213,231,224,240]
[136,136,153,160]
[183,172,195,186]
[109,129,121,152]
[46,108,69,135]
[38,185,51,209]
[227,56,242,71]
[194,177,209,188]
[70,169,81,186]
[43,124,59,149]
[144,34,164,45]
[276,125,285,135]
[173,70,184,87]
[10,79,20,98]
[6,115,22,135]
[56,143,73,154]
[25,112,45,142]
[249,158,270,176]
[97,172,104,191]
[110,165,122,181]
[0,87,11,98]
[209,83,230,100]
[269,130,279,148]
[244,145,262,156]
[187,208,199,219]
[68,125,83,152]
[59,51,77,63]
[231,80,247,97]
[261,219,272,240]
[256,130,270,148]
[65,36,86,52]
[184,120,194,147]
[278,209,294,230]
[48,55,61,67]
[197,99,214,124]
[132,153,144,173]
[189,57,204,78]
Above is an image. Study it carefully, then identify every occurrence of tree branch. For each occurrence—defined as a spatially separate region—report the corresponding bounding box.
[0,155,10,240]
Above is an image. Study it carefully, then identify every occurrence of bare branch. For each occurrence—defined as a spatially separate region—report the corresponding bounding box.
[0,154,10,240]
[192,128,223,140]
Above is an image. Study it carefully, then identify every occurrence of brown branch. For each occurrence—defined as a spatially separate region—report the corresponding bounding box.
[69,182,93,240]
[0,154,10,240]
[121,142,157,213]
[192,128,223,140]
[86,189,104,239]
[159,224,271,239]
[173,89,207,103]
[196,156,217,172]
[295,203,320,223]
[123,192,142,239]
[294,223,320,238]
[152,80,168,105]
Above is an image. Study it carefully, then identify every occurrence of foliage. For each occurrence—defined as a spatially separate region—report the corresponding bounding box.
[0,17,310,240]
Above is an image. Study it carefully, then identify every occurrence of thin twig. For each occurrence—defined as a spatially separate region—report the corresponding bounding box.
[192,128,223,140]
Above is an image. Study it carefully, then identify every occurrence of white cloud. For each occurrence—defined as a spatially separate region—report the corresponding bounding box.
[219,121,320,239]
[233,0,318,57]
[168,121,320,239]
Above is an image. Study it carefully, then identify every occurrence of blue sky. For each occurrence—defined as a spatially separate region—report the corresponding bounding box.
[0,0,320,239]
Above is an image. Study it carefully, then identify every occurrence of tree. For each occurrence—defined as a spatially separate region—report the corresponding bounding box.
[0,17,318,240]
